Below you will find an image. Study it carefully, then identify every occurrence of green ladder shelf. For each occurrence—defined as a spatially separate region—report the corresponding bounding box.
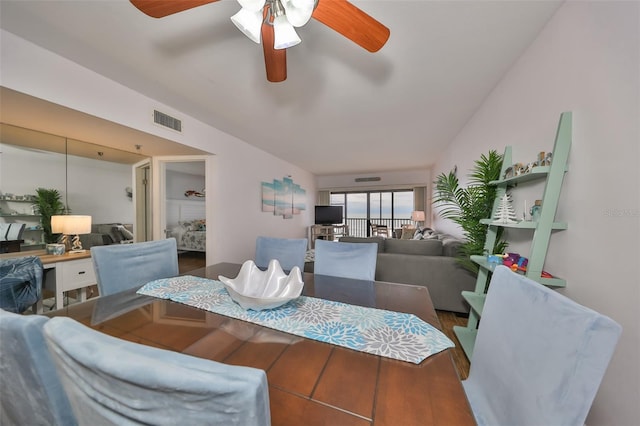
[453,112,572,360]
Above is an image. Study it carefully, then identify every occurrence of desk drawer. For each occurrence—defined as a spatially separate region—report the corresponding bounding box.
[59,258,96,291]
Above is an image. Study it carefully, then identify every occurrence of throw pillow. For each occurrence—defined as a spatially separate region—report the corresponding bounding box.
[401,228,416,239]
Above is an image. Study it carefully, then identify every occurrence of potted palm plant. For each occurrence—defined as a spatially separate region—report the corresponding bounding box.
[432,150,508,273]
[32,188,65,244]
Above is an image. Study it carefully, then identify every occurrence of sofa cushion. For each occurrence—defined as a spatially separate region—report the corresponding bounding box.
[92,223,134,244]
[338,236,385,253]
[384,239,443,256]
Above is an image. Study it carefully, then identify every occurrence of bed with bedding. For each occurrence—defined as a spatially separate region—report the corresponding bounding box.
[174,219,206,252]
[167,199,206,252]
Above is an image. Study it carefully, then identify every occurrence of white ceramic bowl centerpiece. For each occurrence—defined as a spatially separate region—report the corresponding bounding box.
[219,259,304,311]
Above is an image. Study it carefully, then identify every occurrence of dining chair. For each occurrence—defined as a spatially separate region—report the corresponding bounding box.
[314,239,378,281]
[255,236,308,272]
[0,256,43,314]
[0,309,77,426]
[91,238,179,296]
[43,316,271,426]
[463,265,622,426]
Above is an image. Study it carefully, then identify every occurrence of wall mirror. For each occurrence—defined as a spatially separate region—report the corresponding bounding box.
[0,88,210,254]
[0,123,150,252]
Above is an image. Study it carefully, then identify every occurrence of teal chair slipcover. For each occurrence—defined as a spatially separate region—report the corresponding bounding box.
[463,266,622,426]
[91,238,179,296]
[0,256,43,314]
[0,309,77,426]
[255,236,308,272]
[43,316,270,426]
[314,239,378,281]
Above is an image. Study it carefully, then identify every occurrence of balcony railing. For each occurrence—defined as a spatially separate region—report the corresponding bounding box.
[343,218,414,238]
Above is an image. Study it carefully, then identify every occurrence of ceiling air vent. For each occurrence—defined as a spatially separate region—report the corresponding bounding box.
[153,110,182,132]
[355,177,381,182]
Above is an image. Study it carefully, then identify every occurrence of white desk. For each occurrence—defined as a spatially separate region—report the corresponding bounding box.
[1,250,97,311]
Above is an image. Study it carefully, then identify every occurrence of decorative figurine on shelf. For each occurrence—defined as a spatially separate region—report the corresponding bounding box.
[501,253,528,273]
[524,162,536,174]
[501,252,520,268]
[503,166,514,180]
[493,193,519,224]
[530,200,542,221]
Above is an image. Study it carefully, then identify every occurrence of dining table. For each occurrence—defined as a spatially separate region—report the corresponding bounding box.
[47,262,475,426]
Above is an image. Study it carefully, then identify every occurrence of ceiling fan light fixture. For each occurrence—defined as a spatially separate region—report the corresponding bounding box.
[231,8,263,44]
[273,15,301,49]
[281,0,314,27]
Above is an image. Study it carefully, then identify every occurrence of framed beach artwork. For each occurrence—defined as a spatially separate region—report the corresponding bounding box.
[262,177,306,219]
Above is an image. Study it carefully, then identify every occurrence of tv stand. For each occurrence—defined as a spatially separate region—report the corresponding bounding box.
[310,224,349,248]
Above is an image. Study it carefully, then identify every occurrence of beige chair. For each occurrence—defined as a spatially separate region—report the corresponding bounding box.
[369,221,389,237]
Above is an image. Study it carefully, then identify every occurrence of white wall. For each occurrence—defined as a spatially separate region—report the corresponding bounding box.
[317,168,431,191]
[67,155,134,223]
[432,2,639,424]
[0,30,317,265]
[0,144,133,224]
[166,169,205,200]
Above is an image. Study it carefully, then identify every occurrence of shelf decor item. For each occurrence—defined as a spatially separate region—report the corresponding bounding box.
[493,194,518,224]
[530,200,542,222]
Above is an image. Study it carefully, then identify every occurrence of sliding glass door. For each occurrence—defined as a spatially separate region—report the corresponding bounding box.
[331,190,413,237]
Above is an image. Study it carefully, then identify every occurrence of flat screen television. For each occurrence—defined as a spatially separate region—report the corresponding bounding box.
[314,205,343,225]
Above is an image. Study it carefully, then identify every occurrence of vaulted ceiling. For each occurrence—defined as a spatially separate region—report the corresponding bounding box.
[0,0,563,175]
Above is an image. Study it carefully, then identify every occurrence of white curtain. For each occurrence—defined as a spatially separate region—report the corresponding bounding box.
[317,190,330,205]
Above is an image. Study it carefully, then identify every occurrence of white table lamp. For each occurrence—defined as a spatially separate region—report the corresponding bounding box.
[411,211,425,229]
[52,215,92,253]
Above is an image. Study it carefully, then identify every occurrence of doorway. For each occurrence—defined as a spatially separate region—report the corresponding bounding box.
[133,159,152,242]
[153,156,210,266]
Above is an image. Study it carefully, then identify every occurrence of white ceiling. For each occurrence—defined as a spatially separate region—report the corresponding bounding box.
[0,0,563,176]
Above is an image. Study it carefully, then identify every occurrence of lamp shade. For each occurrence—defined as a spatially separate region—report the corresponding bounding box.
[231,7,263,44]
[273,15,301,49]
[51,215,66,234]
[51,215,92,235]
[411,211,425,222]
[281,0,314,27]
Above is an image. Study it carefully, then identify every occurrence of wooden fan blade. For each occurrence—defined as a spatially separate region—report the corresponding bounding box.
[312,0,390,53]
[130,0,220,18]
[261,22,287,82]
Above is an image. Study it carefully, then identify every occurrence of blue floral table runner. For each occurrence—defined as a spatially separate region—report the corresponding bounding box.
[137,275,454,364]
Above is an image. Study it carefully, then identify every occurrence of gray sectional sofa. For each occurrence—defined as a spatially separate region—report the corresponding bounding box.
[305,232,475,313]
[78,223,134,249]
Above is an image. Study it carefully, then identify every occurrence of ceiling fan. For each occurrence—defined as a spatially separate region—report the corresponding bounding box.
[130,0,390,83]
